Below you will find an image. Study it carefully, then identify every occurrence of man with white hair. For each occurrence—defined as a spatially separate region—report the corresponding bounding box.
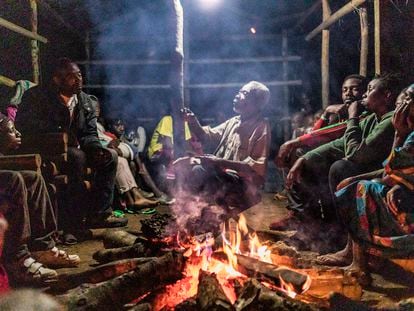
[176,81,271,210]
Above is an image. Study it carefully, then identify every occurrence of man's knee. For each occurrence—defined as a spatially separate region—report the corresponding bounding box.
[329,159,359,190]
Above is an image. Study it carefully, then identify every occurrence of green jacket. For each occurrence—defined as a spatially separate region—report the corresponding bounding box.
[303,111,395,170]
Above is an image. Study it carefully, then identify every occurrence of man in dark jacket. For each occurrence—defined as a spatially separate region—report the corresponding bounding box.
[16,58,127,234]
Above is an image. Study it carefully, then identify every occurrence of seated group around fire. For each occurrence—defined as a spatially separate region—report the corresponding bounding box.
[0,57,272,288]
[2,55,414,291]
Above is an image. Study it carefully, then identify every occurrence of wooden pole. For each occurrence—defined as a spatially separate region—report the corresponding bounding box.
[30,0,40,85]
[321,0,331,109]
[359,6,368,76]
[374,0,381,75]
[306,0,366,41]
[282,30,290,141]
[0,17,47,43]
[170,0,186,158]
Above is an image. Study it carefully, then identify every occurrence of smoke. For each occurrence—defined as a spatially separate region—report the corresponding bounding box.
[83,1,295,130]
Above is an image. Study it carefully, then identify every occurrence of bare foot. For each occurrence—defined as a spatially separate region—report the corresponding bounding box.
[315,247,352,266]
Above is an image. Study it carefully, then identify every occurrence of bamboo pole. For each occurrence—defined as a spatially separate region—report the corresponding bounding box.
[321,0,331,109]
[30,0,40,85]
[282,30,290,141]
[0,17,47,43]
[77,56,302,65]
[84,80,303,90]
[374,0,381,75]
[0,75,17,88]
[359,6,368,76]
[306,0,366,41]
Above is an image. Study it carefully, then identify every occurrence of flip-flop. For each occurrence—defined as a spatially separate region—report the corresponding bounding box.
[62,233,78,245]
[138,208,156,215]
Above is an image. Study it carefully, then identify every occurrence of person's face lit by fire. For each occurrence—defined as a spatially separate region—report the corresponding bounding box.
[0,119,21,152]
[233,84,259,119]
[54,62,83,97]
[342,78,364,105]
[361,78,391,115]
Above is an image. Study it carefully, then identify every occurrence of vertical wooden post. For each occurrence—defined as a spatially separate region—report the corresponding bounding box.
[85,32,91,85]
[170,0,186,158]
[281,30,290,141]
[359,6,368,76]
[30,0,40,85]
[374,0,381,75]
[321,0,331,109]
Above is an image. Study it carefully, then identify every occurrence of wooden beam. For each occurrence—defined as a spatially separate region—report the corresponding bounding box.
[374,0,381,75]
[30,0,40,85]
[0,17,48,43]
[306,0,366,41]
[359,6,368,76]
[293,0,321,31]
[321,0,331,109]
[84,80,303,90]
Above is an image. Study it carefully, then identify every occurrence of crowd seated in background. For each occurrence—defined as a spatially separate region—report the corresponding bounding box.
[91,98,159,214]
[315,84,414,285]
[175,81,271,213]
[15,57,127,243]
[0,113,79,286]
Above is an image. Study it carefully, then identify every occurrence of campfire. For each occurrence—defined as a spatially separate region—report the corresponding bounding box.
[55,212,363,310]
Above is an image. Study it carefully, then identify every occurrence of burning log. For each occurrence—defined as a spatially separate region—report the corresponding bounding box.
[52,258,155,292]
[235,278,318,311]
[328,292,369,311]
[196,270,233,311]
[103,229,139,248]
[235,254,309,294]
[93,243,158,264]
[175,298,198,311]
[58,251,185,311]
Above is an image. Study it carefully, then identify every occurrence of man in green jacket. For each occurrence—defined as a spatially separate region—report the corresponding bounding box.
[280,74,402,223]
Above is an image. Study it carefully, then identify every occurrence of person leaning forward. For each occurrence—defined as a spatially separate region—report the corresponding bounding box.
[16,58,127,235]
[174,81,271,211]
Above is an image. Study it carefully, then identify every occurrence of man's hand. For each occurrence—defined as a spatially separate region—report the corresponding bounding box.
[347,100,364,119]
[392,102,410,137]
[275,140,298,168]
[324,103,348,117]
[285,157,305,189]
[181,108,199,127]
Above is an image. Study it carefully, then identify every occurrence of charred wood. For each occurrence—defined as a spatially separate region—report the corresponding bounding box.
[93,243,158,264]
[103,229,139,248]
[127,302,152,311]
[196,270,233,311]
[58,251,185,311]
[52,258,155,292]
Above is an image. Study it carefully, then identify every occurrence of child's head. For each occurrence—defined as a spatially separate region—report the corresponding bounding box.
[0,113,21,153]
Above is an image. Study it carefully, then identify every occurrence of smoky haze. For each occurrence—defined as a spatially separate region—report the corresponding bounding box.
[83,0,302,132]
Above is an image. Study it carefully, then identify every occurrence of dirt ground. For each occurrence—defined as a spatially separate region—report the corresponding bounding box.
[56,192,414,309]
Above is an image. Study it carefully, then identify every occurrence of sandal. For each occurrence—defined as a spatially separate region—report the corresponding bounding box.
[32,247,80,268]
[5,256,58,286]
[138,207,157,215]
[62,233,78,245]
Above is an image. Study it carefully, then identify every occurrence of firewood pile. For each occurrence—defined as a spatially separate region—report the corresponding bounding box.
[51,214,365,310]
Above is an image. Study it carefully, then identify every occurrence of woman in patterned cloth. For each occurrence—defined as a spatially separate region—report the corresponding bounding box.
[316,84,414,285]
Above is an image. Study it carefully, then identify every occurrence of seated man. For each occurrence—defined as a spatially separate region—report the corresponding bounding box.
[16,58,127,233]
[276,74,367,169]
[280,74,401,225]
[176,81,271,212]
[0,113,79,286]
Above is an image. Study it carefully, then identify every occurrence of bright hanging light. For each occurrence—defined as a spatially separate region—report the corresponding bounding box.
[198,0,222,11]
[250,27,256,34]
